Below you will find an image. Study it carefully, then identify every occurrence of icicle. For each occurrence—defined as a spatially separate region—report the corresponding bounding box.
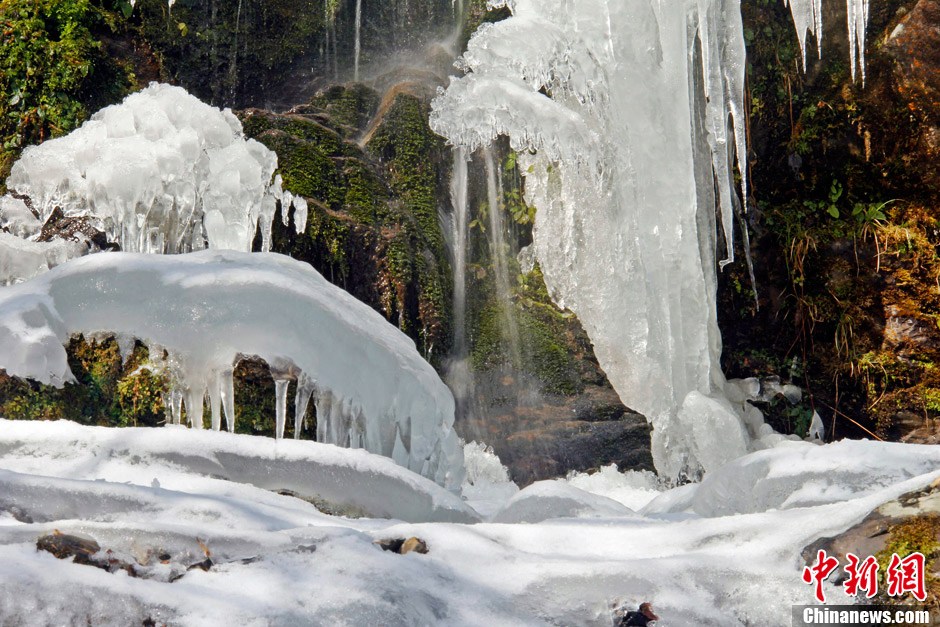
[208,371,223,432]
[315,390,333,443]
[846,0,869,83]
[185,385,206,430]
[167,388,183,426]
[293,197,308,235]
[274,377,290,440]
[293,373,315,440]
[220,368,236,433]
[783,0,823,67]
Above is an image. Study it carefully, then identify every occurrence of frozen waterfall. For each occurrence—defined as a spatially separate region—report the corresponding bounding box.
[0,251,466,490]
[431,0,868,479]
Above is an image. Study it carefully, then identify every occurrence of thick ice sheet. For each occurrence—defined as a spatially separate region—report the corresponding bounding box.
[0,420,477,524]
[0,421,936,625]
[0,251,464,488]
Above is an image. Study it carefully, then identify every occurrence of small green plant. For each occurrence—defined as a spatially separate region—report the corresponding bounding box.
[803,180,844,219]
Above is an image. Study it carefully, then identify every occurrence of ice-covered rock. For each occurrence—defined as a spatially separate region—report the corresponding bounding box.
[687,439,940,517]
[0,420,478,523]
[2,83,302,261]
[0,251,465,489]
[491,480,638,524]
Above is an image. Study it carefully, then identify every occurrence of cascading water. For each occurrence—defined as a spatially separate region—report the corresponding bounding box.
[483,147,522,368]
[354,0,363,82]
[447,147,473,402]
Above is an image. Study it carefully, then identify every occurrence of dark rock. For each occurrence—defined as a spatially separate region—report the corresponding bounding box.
[37,532,101,564]
[400,537,429,555]
[37,206,118,251]
[375,536,428,555]
[459,382,653,486]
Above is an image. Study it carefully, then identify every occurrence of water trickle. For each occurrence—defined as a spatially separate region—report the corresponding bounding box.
[450,147,470,364]
[483,147,522,368]
[354,0,363,82]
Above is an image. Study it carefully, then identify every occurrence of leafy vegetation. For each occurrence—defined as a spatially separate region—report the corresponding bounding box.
[0,0,136,179]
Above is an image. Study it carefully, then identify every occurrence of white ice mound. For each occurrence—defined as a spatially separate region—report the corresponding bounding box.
[0,251,465,489]
[4,83,305,256]
[0,420,479,523]
[686,439,940,517]
[491,480,638,524]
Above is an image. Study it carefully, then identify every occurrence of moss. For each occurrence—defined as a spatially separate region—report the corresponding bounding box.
[470,263,583,397]
[253,129,342,205]
[0,0,136,165]
[0,336,164,427]
[875,515,940,608]
[132,0,325,108]
[365,93,452,359]
[309,83,380,135]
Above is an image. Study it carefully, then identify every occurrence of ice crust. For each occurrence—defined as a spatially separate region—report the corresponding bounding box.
[0,420,938,625]
[432,0,870,479]
[0,420,478,523]
[2,83,304,267]
[491,481,639,524]
[0,251,465,489]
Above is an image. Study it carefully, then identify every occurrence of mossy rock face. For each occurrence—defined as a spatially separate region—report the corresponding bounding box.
[0,0,149,184]
[719,0,940,443]
[0,336,164,428]
[240,85,452,364]
[132,0,325,109]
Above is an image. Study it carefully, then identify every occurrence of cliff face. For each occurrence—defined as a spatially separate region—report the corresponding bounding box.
[720,0,940,443]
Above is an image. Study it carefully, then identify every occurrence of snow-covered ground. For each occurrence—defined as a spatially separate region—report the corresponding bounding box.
[0,420,936,626]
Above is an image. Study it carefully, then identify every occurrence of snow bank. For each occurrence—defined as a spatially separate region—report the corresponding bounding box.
[563,465,662,511]
[0,420,478,523]
[491,481,638,524]
[0,421,937,625]
[0,251,465,489]
[2,83,305,262]
[686,439,940,517]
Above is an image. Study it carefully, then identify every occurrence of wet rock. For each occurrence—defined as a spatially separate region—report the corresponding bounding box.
[376,536,428,555]
[802,478,940,589]
[38,206,118,251]
[400,537,429,555]
[887,0,940,191]
[37,532,101,564]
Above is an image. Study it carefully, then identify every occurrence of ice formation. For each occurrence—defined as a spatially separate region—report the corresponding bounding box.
[432,1,870,479]
[431,0,750,479]
[0,251,465,489]
[0,420,478,523]
[491,480,638,524]
[785,0,870,80]
[1,83,306,263]
[0,419,939,624]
